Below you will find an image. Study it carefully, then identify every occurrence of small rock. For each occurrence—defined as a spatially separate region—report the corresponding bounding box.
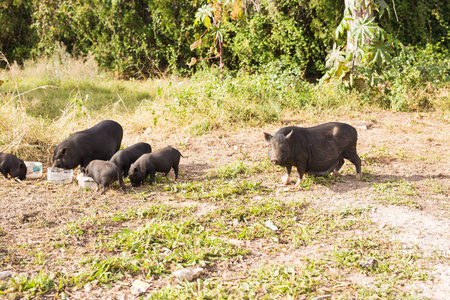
[0,271,12,280]
[173,267,204,281]
[265,220,278,231]
[359,257,378,269]
[160,247,172,257]
[130,279,150,296]
[84,283,93,293]
[60,292,70,300]
[356,121,373,130]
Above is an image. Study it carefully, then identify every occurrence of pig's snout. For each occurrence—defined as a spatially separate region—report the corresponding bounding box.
[270,159,279,165]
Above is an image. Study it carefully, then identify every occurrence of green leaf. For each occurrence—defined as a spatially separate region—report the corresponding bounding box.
[352,15,378,46]
[195,4,214,27]
[325,43,347,70]
[336,19,348,39]
[375,0,390,18]
[364,38,394,67]
[209,24,225,43]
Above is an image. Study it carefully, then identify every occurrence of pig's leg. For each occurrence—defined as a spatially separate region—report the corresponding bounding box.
[282,166,291,185]
[332,159,345,175]
[80,157,93,170]
[123,164,129,177]
[345,151,362,179]
[100,185,108,194]
[294,165,306,186]
[0,168,9,179]
[173,165,179,180]
[117,172,126,191]
[149,171,156,185]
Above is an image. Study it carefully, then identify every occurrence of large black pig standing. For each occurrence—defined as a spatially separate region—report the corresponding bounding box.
[109,142,152,177]
[0,152,27,180]
[52,120,123,170]
[264,122,362,186]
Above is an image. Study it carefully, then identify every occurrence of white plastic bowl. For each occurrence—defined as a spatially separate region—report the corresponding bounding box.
[25,161,43,179]
[77,173,98,189]
[47,168,73,184]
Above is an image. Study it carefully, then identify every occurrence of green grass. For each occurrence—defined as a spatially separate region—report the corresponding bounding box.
[208,159,273,179]
[166,179,269,202]
[372,179,421,208]
[0,195,432,299]
[6,270,61,297]
[360,146,394,166]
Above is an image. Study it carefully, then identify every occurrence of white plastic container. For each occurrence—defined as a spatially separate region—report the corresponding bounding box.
[77,173,98,189]
[47,168,73,184]
[25,161,43,179]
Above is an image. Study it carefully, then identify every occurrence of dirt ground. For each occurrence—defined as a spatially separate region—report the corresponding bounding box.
[0,111,449,299]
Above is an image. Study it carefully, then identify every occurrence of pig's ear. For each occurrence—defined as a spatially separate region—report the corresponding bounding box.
[264,132,272,142]
[133,167,138,173]
[285,130,293,139]
[60,147,68,155]
[19,162,25,169]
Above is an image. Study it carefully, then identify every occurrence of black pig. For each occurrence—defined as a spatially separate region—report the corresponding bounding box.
[129,146,182,187]
[109,142,152,177]
[83,160,126,194]
[0,152,27,180]
[264,122,362,186]
[52,120,123,170]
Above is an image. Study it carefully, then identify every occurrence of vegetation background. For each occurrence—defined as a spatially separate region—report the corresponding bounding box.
[0,0,449,78]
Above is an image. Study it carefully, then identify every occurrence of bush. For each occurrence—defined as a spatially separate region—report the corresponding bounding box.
[352,43,450,111]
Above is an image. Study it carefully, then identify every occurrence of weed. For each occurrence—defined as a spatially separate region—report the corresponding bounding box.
[8,270,58,296]
[360,146,394,166]
[168,180,269,202]
[426,179,448,195]
[298,173,343,190]
[372,179,421,208]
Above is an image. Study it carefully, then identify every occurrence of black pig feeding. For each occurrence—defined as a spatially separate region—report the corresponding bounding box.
[52,120,123,170]
[109,142,152,177]
[0,152,27,180]
[83,160,125,194]
[129,146,183,187]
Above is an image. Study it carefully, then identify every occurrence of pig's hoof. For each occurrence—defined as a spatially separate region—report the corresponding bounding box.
[294,178,303,187]
[356,173,362,180]
[282,174,290,185]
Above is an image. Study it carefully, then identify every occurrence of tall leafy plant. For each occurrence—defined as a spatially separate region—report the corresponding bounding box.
[321,0,396,85]
[188,0,245,74]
